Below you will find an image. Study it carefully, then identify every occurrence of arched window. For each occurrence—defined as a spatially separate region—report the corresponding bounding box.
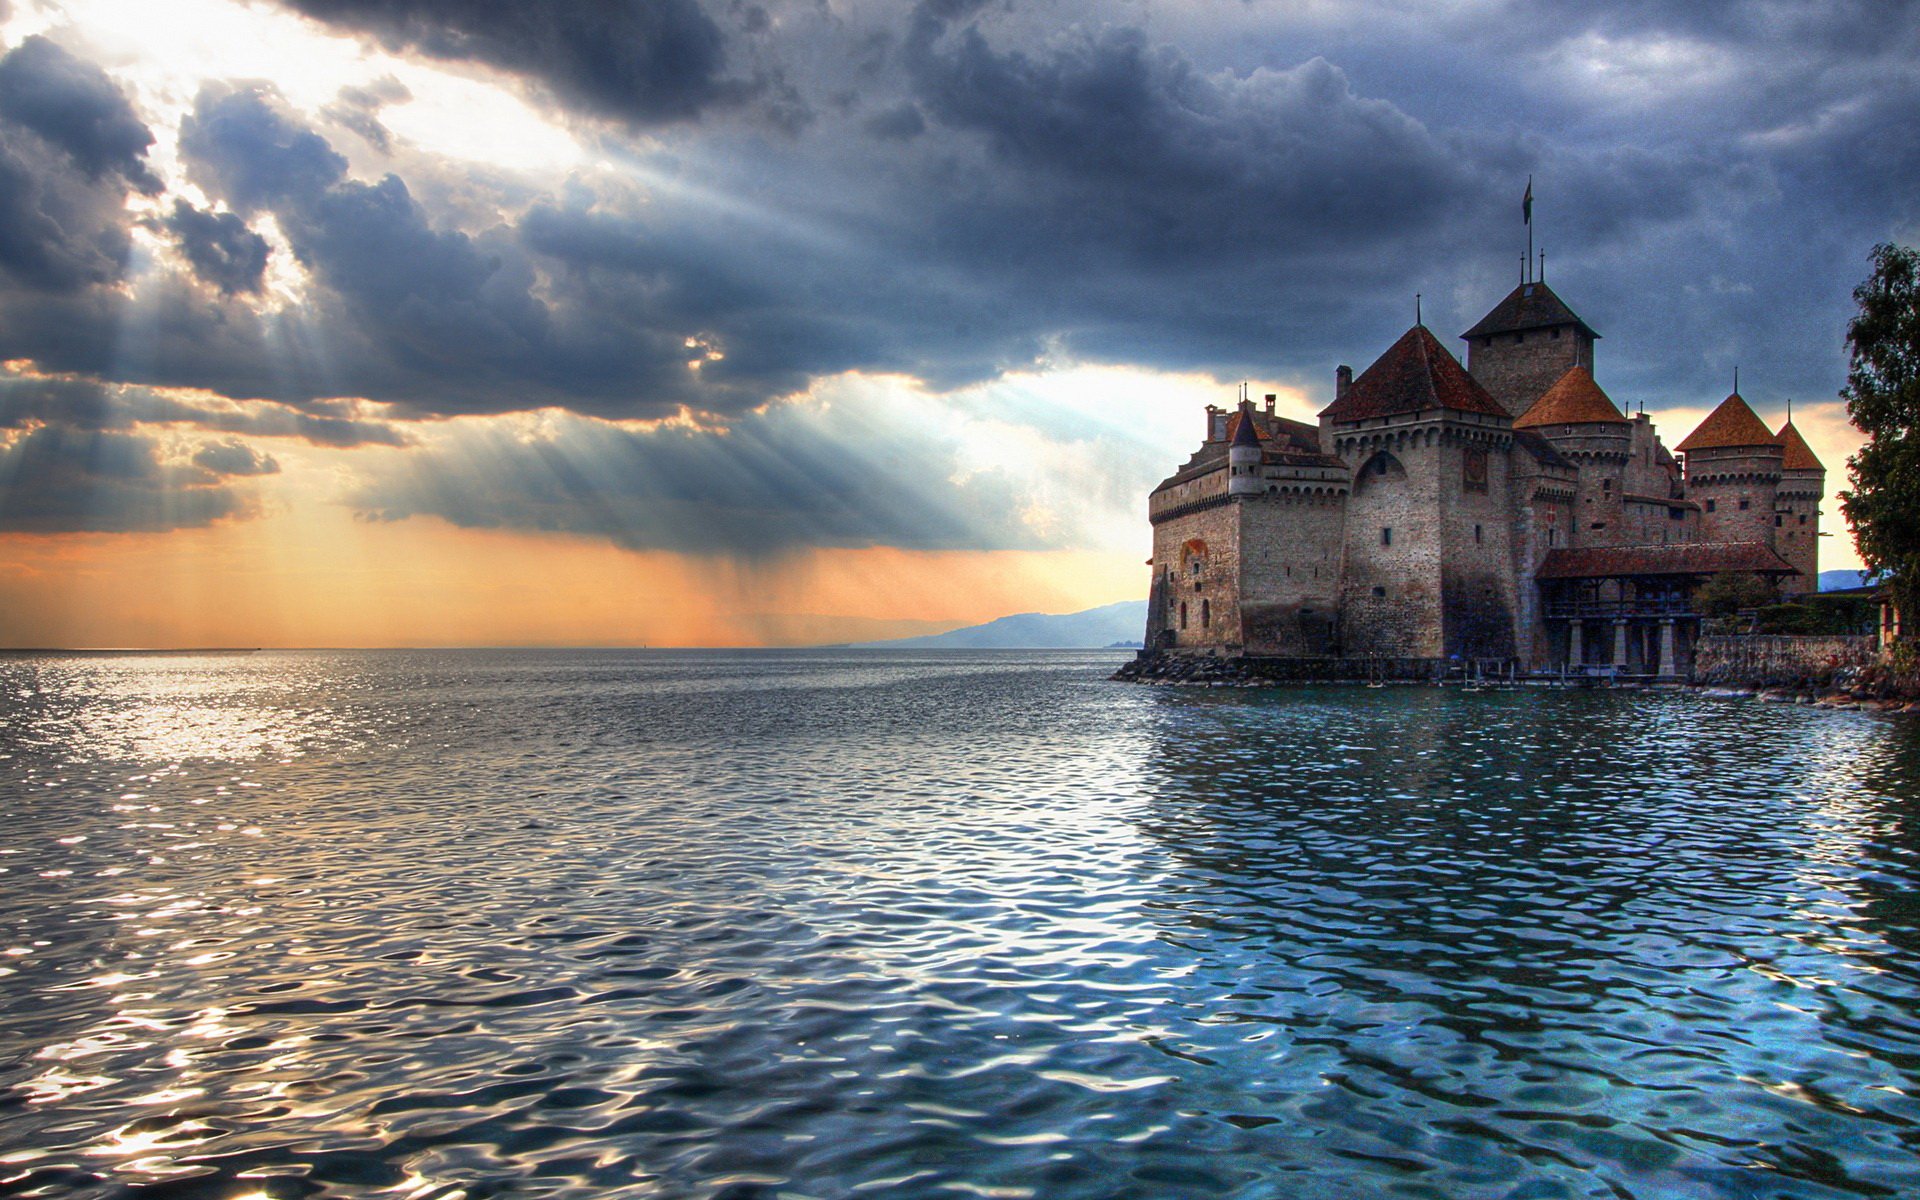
[1180,602,1188,630]
[1357,451,1406,490]
[1201,599,1211,628]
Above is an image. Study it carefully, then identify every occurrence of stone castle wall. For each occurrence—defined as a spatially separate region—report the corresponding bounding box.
[1237,493,1346,656]
[1151,500,1241,652]
[1337,430,1446,658]
[1620,495,1695,546]
[1692,635,1876,688]
[1467,327,1592,416]
[1687,445,1783,549]
[1776,469,1822,596]
[1438,428,1520,659]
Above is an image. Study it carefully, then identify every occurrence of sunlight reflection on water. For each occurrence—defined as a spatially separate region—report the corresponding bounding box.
[2,651,1920,1199]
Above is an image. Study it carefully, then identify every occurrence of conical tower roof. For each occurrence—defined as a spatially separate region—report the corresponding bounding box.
[1676,392,1777,453]
[1775,419,1825,472]
[1228,403,1262,447]
[1515,366,1628,428]
[1319,325,1508,422]
[1462,279,1599,341]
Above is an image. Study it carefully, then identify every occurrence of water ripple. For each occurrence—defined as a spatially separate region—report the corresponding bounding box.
[3,651,1920,1198]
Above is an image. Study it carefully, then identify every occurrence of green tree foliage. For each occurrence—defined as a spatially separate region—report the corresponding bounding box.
[1840,243,1920,636]
[1695,570,1777,618]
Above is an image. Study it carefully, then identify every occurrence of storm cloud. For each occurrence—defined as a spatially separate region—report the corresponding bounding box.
[0,1,1913,552]
[163,201,271,295]
[0,426,257,533]
[275,0,739,124]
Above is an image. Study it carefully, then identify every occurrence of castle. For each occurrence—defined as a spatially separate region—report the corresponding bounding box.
[1142,271,1824,677]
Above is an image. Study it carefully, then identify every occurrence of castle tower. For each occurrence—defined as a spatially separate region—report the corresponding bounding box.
[1677,392,1785,558]
[1513,366,1631,547]
[1226,402,1263,498]
[1320,324,1518,662]
[1773,418,1825,596]
[1461,280,1599,418]
[1146,393,1351,657]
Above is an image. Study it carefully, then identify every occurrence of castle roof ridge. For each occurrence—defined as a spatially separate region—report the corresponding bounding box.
[1774,419,1825,472]
[1676,392,1780,453]
[1461,279,1598,341]
[1514,365,1629,428]
[1536,540,1796,580]
[1318,324,1508,423]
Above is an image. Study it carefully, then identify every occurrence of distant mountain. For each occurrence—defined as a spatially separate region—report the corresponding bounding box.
[1820,569,1873,592]
[851,600,1148,649]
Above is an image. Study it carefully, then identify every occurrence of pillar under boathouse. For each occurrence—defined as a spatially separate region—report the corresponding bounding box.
[1534,543,1799,678]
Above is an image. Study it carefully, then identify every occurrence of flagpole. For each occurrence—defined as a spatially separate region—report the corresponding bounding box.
[1525,176,1533,283]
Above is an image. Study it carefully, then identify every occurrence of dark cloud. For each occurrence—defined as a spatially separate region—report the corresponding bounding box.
[322,75,410,152]
[0,36,160,192]
[276,0,737,125]
[0,426,253,533]
[178,82,347,214]
[192,438,280,476]
[0,38,156,293]
[162,201,271,295]
[0,0,1910,546]
[862,102,925,141]
[0,372,408,448]
[350,401,1048,557]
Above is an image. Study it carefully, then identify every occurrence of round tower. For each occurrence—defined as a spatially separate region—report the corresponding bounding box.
[1514,366,1630,547]
[1227,401,1263,498]
[1773,418,1825,596]
[1677,392,1784,550]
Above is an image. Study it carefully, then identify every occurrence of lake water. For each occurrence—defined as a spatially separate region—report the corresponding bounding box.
[3,650,1920,1199]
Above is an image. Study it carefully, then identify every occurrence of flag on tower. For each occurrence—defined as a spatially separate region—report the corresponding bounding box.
[1522,177,1533,225]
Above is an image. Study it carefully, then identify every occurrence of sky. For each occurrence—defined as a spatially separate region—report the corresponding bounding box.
[0,0,1910,648]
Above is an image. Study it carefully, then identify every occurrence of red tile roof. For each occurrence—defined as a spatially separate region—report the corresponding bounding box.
[1319,325,1508,423]
[1514,366,1628,427]
[1775,419,1825,472]
[1462,280,1599,340]
[1675,393,1778,452]
[1535,541,1796,580]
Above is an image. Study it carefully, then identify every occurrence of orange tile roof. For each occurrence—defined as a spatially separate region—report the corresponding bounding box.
[1536,541,1796,579]
[1774,419,1825,472]
[1514,366,1628,428]
[1319,325,1508,422]
[1675,393,1777,452]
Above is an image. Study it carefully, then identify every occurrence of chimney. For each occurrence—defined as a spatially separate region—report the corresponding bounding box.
[1206,404,1226,441]
[1336,365,1352,400]
[1264,393,1276,415]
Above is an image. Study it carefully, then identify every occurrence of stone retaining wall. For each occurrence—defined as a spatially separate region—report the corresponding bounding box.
[1112,653,1449,685]
[1691,635,1876,689]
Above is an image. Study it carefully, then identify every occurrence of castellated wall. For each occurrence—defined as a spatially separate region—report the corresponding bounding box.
[1623,415,1676,498]
[1335,423,1447,659]
[1466,328,1593,417]
[1237,491,1347,656]
[1776,470,1823,596]
[1687,445,1784,550]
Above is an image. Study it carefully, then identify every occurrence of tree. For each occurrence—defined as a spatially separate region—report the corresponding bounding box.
[1694,570,1776,619]
[1839,243,1920,639]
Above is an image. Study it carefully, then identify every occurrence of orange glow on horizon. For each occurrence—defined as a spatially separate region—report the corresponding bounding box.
[0,516,1147,649]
